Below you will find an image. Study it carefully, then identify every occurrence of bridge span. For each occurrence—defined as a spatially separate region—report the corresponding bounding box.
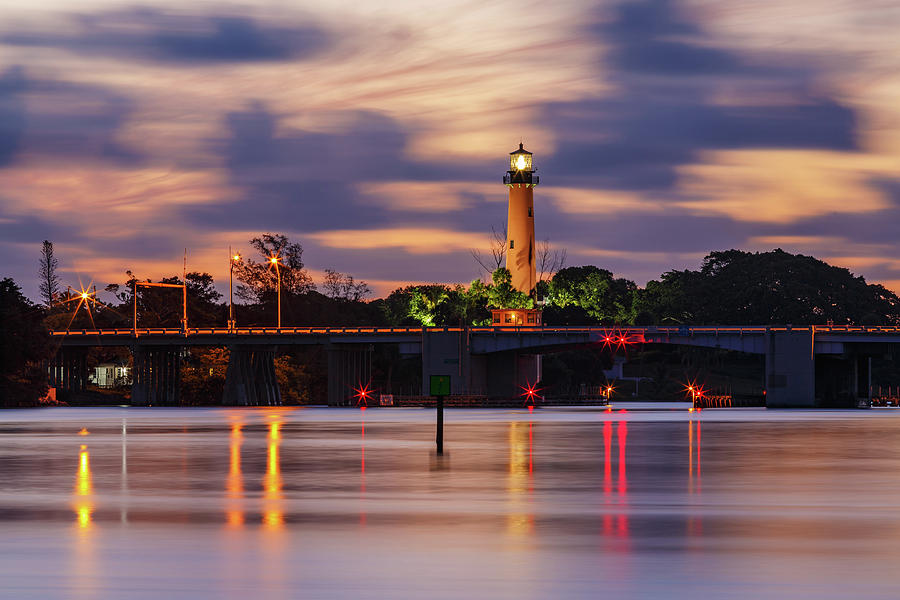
[49,325,900,407]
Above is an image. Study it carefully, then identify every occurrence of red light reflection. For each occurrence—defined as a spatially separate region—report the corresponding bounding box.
[601,416,629,541]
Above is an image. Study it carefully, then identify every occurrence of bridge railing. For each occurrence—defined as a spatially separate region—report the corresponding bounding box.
[49,324,900,338]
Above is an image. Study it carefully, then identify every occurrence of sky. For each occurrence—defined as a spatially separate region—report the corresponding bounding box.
[1,0,899,302]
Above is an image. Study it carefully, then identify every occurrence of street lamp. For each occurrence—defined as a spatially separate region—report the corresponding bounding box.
[268,253,282,329]
[229,248,241,330]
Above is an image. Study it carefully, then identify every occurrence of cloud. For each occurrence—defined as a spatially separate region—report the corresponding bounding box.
[675,150,891,222]
[0,67,25,166]
[308,227,487,254]
[0,66,140,167]
[358,181,503,213]
[184,101,500,234]
[1,7,330,64]
[538,0,859,193]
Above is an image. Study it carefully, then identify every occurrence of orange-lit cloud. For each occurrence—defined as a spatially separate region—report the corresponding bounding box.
[676,150,894,223]
[308,228,488,254]
[359,182,503,212]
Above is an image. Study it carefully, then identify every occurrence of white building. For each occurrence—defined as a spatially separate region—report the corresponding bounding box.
[91,363,131,388]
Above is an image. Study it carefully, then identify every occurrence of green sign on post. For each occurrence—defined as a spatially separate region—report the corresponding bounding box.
[430,375,451,397]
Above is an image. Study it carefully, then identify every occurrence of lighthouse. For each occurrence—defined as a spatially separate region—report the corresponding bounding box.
[504,143,539,294]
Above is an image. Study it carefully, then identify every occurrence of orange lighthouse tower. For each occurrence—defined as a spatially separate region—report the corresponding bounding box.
[504,143,539,294]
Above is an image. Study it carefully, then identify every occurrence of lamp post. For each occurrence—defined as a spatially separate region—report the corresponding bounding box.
[269,254,282,329]
[229,248,241,330]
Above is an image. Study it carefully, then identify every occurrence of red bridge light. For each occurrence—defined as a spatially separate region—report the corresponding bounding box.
[520,382,542,406]
[352,382,374,407]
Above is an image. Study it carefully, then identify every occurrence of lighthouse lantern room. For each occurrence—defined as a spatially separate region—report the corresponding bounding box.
[503,142,539,295]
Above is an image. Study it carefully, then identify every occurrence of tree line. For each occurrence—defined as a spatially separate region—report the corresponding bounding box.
[3,237,900,406]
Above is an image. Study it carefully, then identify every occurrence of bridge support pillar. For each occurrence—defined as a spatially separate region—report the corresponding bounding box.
[765,331,814,407]
[421,329,540,398]
[223,345,281,406]
[132,346,182,406]
[48,347,89,397]
[327,344,373,406]
[422,330,471,396]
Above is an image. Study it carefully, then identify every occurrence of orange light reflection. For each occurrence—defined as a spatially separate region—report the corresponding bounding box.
[75,444,93,529]
[226,422,244,528]
[263,420,283,529]
[506,421,534,536]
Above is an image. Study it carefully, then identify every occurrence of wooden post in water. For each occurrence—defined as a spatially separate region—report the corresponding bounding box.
[436,395,444,455]
[430,375,450,455]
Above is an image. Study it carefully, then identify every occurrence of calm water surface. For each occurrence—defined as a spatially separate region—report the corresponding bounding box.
[2,404,900,599]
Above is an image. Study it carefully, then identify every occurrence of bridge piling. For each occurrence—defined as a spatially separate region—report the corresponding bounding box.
[48,347,88,397]
[223,345,281,406]
[326,344,373,406]
[132,346,181,406]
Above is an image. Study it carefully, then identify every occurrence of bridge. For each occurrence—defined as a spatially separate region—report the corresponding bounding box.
[47,324,900,407]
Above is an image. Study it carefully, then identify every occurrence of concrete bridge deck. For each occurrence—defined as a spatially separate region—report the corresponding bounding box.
[48,324,900,407]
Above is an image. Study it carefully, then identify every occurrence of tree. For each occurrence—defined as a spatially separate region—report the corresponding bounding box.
[233,233,315,302]
[0,278,52,406]
[486,268,532,309]
[380,281,493,327]
[537,238,566,284]
[322,269,371,301]
[545,266,636,323]
[102,270,223,328]
[471,224,508,278]
[408,285,452,326]
[635,249,900,325]
[38,240,60,307]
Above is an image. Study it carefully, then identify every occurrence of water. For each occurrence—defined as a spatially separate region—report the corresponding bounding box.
[2,404,900,599]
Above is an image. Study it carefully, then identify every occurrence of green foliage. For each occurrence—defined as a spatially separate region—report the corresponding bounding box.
[486,268,532,309]
[408,285,450,326]
[545,266,636,324]
[0,278,52,406]
[635,249,900,325]
[383,280,494,327]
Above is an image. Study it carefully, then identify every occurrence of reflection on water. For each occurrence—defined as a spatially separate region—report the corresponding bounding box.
[226,420,243,528]
[600,417,629,540]
[360,418,366,527]
[74,444,93,529]
[71,439,95,599]
[687,418,703,539]
[4,406,900,598]
[262,419,283,529]
[506,421,533,536]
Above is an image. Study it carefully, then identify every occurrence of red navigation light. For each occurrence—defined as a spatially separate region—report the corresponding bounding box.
[352,382,374,407]
[600,327,641,354]
[520,382,542,406]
